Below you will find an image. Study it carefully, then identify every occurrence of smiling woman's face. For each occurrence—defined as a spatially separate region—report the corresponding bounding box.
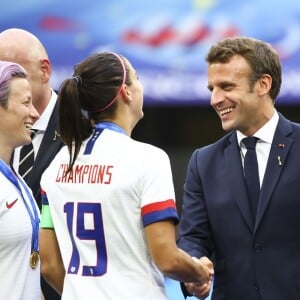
[0,77,39,149]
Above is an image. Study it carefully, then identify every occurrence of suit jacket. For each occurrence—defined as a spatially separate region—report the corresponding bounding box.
[27,99,64,208]
[178,113,300,300]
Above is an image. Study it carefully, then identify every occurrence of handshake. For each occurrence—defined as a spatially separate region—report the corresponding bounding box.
[185,256,214,299]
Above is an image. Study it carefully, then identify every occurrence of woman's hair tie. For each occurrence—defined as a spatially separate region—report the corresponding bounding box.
[72,75,83,87]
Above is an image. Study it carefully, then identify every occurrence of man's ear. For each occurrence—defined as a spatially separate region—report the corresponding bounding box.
[257,74,272,96]
[40,58,51,83]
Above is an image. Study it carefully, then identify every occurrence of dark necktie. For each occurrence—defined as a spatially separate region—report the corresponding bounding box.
[19,130,37,182]
[242,137,260,219]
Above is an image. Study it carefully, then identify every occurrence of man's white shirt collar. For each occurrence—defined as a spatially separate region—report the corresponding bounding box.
[237,110,279,147]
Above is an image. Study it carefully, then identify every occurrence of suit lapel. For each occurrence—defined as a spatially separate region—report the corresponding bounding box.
[31,100,61,177]
[26,99,64,202]
[254,115,293,232]
[225,133,254,231]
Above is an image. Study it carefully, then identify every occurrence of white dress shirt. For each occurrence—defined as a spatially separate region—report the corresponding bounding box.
[237,110,279,187]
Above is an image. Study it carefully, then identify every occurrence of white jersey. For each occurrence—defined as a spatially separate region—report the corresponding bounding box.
[40,126,178,300]
[0,167,40,300]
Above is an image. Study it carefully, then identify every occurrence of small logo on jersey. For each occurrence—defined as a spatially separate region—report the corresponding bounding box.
[6,198,18,209]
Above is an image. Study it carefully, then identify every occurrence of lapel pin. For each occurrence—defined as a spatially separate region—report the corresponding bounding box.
[53,130,61,141]
[278,143,285,148]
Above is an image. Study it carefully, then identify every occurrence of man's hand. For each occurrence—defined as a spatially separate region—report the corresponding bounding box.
[185,256,214,299]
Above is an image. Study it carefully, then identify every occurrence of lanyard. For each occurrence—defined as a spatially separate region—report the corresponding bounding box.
[95,121,127,135]
[0,160,39,252]
[84,122,127,154]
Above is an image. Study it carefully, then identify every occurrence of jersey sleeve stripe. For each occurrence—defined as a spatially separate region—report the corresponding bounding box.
[41,189,49,205]
[142,199,179,226]
[142,208,179,226]
[142,199,176,214]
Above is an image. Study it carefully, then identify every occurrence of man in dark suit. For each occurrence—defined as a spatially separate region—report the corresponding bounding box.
[0,28,64,300]
[177,37,300,299]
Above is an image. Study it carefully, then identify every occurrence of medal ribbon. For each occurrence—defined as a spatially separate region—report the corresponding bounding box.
[95,121,127,135]
[0,160,39,253]
[84,121,127,154]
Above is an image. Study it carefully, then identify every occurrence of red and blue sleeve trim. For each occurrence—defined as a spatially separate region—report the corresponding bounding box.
[41,188,49,205]
[141,199,179,226]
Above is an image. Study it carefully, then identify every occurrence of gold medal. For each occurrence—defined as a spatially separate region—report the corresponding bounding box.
[30,251,39,269]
